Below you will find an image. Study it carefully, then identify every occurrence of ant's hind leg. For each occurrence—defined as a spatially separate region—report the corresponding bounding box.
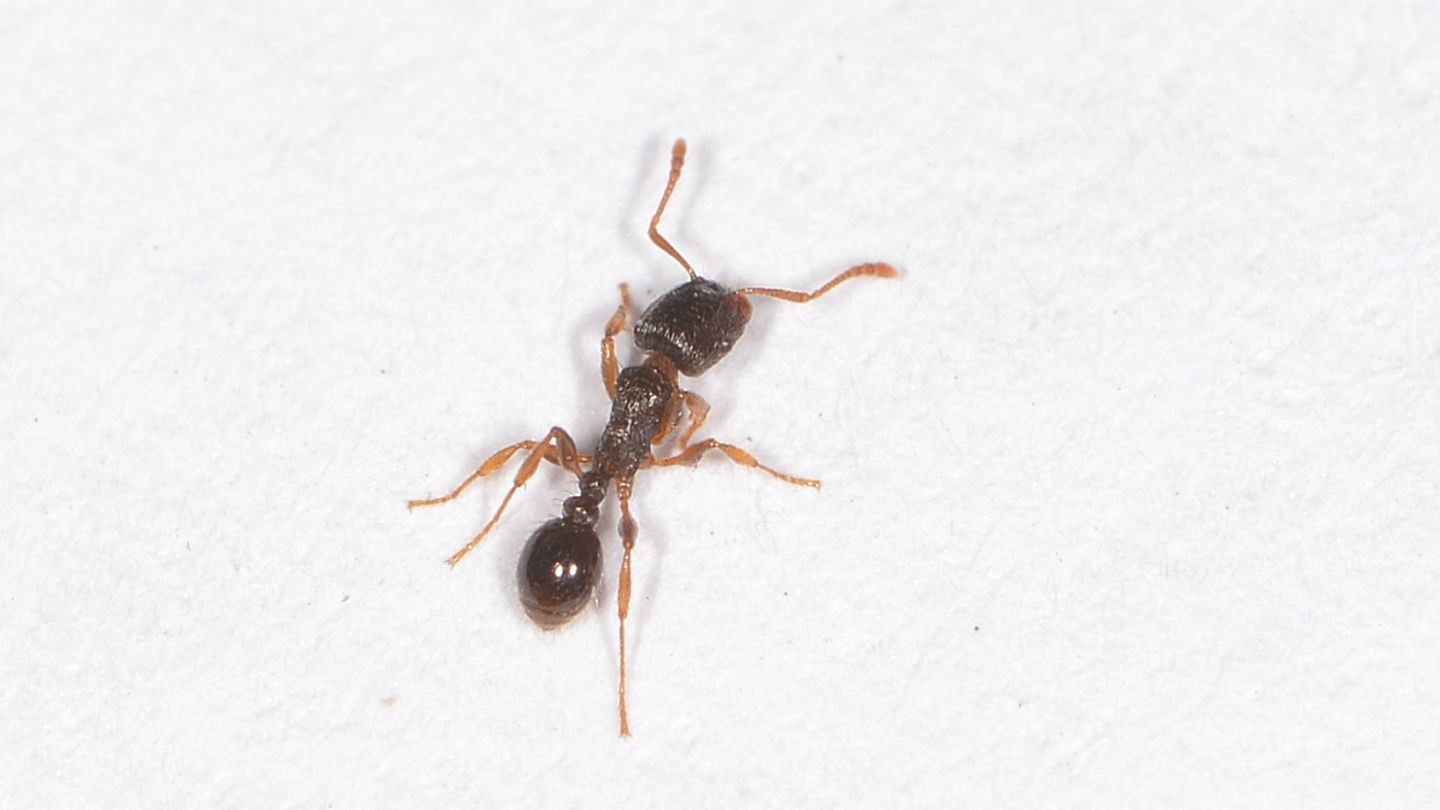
[648,438,820,489]
[616,487,639,737]
[736,262,899,304]
[427,426,588,568]
[408,439,592,511]
[601,283,633,400]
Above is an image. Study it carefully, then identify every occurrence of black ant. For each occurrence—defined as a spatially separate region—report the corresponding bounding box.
[409,139,897,736]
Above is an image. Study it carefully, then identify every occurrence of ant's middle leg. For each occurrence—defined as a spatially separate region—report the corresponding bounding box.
[735,262,899,304]
[647,438,820,489]
[601,283,633,400]
[427,426,588,568]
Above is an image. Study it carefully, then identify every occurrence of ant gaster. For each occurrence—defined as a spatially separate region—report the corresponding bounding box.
[409,139,897,736]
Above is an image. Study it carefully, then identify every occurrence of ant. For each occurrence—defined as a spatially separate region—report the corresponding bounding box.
[409,139,897,736]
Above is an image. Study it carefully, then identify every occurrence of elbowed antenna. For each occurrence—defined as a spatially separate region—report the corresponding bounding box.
[648,138,697,281]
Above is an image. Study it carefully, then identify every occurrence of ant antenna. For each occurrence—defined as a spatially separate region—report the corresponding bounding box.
[648,139,697,280]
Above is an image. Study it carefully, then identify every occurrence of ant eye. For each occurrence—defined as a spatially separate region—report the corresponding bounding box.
[517,519,602,629]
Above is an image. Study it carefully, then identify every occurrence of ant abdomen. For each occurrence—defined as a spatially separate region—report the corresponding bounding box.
[517,518,602,629]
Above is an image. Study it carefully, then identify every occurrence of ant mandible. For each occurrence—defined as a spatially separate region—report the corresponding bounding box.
[409,139,897,736]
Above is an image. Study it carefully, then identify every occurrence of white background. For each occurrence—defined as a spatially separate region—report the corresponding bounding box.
[3,1,1438,807]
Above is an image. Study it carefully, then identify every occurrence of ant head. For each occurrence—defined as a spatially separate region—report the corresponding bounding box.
[517,518,602,629]
[633,278,753,376]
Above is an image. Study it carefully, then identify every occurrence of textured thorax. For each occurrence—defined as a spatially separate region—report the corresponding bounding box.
[596,364,675,478]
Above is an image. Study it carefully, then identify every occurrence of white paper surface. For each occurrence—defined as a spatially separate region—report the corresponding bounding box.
[2,1,1438,807]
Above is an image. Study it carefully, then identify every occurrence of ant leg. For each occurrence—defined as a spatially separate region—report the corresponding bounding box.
[648,438,820,489]
[648,139,697,281]
[441,426,587,568]
[650,389,708,450]
[601,283,633,399]
[408,440,592,510]
[649,393,683,448]
[616,481,639,737]
[735,262,899,303]
[674,391,710,451]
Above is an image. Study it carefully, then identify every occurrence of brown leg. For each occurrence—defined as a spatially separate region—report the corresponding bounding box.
[648,139,697,281]
[735,262,899,303]
[616,482,638,737]
[430,427,587,568]
[675,391,710,451]
[648,438,820,489]
[408,440,592,511]
[602,283,633,399]
[646,375,691,449]
[649,390,683,448]
[649,389,709,450]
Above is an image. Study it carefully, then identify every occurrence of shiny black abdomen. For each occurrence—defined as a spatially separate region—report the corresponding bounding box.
[595,364,675,478]
[633,278,752,377]
[517,518,602,629]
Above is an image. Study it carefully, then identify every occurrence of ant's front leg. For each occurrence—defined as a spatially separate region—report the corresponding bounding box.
[601,283,633,400]
[674,391,710,450]
[650,390,710,452]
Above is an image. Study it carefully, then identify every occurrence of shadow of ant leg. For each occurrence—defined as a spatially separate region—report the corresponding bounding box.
[736,262,899,304]
[647,438,819,489]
